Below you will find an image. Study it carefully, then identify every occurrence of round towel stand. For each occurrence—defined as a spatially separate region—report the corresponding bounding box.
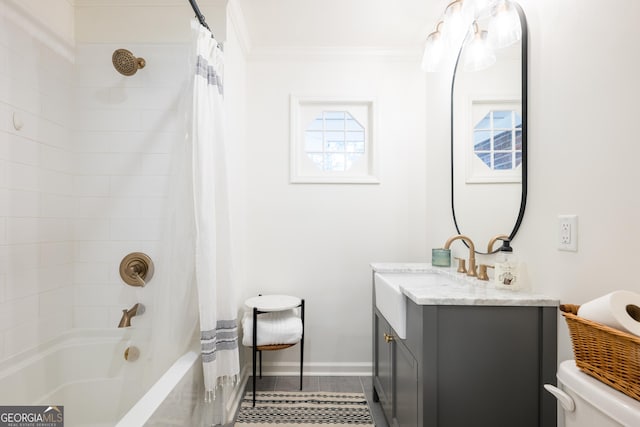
[245,295,305,407]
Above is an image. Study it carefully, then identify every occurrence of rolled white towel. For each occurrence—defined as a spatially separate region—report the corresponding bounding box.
[241,309,303,347]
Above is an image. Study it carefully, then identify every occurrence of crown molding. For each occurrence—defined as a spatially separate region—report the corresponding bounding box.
[73,0,226,7]
[247,45,423,62]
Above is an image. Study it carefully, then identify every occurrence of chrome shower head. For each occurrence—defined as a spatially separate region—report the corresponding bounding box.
[112,49,146,76]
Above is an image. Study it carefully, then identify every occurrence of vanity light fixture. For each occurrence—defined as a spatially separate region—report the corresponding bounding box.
[463,22,496,71]
[421,21,446,72]
[421,0,522,73]
[487,0,522,48]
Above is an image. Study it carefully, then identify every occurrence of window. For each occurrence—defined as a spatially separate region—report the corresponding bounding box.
[290,97,378,184]
[473,110,522,171]
[466,99,522,183]
[304,111,365,172]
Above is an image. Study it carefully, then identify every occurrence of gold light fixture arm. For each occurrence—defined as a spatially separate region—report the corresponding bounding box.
[445,0,464,14]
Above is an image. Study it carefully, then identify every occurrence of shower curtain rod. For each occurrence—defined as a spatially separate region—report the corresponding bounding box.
[188,0,214,36]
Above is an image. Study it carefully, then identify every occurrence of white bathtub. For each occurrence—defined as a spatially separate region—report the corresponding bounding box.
[0,329,202,427]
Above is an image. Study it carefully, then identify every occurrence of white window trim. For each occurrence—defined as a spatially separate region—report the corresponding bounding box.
[290,95,379,184]
[465,96,522,184]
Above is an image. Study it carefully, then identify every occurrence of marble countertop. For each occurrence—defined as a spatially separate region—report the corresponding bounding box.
[371,262,559,307]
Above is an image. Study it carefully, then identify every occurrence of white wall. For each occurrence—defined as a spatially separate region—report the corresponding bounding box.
[426,0,640,362]
[243,52,427,373]
[0,2,75,360]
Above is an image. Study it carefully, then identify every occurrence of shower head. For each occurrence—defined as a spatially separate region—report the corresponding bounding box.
[112,49,146,76]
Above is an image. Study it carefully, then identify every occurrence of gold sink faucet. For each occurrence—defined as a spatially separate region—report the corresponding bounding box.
[487,234,510,253]
[118,303,144,328]
[444,235,477,277]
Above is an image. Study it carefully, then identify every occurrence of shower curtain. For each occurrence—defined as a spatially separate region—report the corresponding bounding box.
[191,20,240,398]
[149,18,239,410]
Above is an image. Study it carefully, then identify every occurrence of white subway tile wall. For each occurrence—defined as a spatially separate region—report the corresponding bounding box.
[0,6,189,360]
[0,11,74,358]
[72,41,187,334]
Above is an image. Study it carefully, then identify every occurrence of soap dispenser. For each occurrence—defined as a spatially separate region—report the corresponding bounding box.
[494,239,520,289]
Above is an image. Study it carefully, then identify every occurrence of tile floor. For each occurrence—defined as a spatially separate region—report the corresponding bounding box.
[238,376,388,427]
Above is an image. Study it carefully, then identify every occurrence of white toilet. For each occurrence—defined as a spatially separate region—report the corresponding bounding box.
[545,360,640,427]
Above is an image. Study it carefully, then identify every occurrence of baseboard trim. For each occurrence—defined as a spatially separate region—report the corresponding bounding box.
[248,361,373,377]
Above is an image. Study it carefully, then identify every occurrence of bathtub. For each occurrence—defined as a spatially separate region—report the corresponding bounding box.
[0,329,202,427]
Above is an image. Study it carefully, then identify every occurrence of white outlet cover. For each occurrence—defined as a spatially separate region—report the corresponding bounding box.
[558,215,578,251]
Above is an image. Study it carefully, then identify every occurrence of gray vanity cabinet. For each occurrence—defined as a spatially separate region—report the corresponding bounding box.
[373,300,557,427]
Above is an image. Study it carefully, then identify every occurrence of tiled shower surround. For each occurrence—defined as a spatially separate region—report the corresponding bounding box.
[0,10,74,359]
[0,8,189,361]
[71,42,186,330]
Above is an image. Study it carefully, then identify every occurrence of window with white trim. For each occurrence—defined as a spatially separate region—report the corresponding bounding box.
[473,110,522,171]
[304,111,365,172]
[290,97,378,184]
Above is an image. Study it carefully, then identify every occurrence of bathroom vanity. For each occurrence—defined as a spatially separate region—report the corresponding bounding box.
[371,263,558,427]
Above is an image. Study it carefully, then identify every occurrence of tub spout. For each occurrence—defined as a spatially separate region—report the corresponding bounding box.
[118,303,144,328]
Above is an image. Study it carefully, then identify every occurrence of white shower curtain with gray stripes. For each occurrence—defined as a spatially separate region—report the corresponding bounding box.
[191,19,239,399]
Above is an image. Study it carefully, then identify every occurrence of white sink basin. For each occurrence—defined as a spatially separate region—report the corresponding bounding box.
[374,271,460,339]
[374,272,408,339]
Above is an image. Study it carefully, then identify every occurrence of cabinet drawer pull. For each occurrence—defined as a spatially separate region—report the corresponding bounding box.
[384,333,395,343]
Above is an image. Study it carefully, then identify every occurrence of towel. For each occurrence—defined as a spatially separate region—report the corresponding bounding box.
[242,309,303,347]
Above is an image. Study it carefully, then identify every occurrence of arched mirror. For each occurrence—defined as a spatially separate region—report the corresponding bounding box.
[451,1,527,253]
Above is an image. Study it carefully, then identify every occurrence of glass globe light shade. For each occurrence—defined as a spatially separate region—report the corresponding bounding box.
[487,0,522,49]
[471,0,498,18]
[443,0,473,49]
[463,28,496,72]
[421,28,445,72]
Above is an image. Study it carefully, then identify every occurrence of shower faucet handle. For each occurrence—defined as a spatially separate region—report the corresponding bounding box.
[119,253,154,287]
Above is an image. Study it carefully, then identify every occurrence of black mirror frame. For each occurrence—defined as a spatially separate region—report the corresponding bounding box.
[450,2,528,255]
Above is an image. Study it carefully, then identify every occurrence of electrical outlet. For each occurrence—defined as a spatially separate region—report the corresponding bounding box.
[558,215,578,251]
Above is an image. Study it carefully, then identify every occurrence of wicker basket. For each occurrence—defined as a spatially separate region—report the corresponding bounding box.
[560,304,640,401]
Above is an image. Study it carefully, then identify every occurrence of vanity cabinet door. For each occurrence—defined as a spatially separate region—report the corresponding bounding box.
[436,306,540,427]
[373,311,393,419]
[394,338,418,427]
[374,310,419,427]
